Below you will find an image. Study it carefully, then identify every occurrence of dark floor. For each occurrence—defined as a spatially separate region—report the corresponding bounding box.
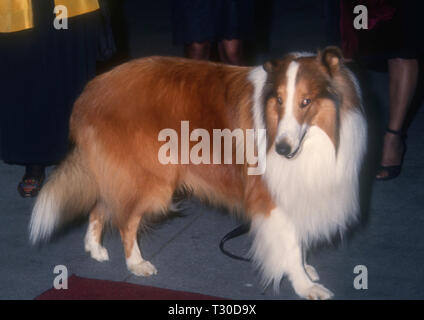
[0,1,423,300]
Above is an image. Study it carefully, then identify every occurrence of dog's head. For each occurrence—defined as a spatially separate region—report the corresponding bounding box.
[262,46,343,159]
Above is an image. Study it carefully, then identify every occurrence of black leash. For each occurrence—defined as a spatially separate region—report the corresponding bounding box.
[219,223,251,262]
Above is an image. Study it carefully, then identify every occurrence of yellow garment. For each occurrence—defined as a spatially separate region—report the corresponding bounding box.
[0,0,33,33]
[0,0,99,33]
[54,0,99,18]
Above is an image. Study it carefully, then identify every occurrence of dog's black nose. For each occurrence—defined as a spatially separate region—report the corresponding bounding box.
[275,141,291,156]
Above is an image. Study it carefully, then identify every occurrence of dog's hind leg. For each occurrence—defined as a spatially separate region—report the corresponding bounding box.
[250,208,333,300]
[85,201,109,262]
[120,212,157,277]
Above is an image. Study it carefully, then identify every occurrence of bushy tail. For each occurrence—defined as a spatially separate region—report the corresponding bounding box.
[29,148,97,244]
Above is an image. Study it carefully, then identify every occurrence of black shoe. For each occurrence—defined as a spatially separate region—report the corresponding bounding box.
[376,128,406,181]
[17,165,46,198]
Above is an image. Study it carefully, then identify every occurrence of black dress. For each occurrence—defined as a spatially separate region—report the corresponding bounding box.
[356,0,424,60]
[172,0,254,45]
[0,0,102,165]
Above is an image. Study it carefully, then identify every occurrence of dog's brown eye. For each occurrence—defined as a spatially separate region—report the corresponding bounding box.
[301,98,311,108]
[277,96,283,105]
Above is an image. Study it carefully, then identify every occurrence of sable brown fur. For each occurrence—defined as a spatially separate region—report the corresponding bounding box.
[69,57,276,258]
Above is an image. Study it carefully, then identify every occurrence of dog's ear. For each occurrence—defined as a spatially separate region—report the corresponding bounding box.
[319,46,343,75]
[263,59,278,73]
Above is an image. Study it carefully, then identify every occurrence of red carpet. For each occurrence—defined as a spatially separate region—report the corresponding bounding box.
[35,275,225,300]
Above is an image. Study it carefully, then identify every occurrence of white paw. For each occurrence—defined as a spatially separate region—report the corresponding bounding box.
[305,264,320,281]
[296,283,334,300]
[91,246,109,262]
[85,243,109,262]
[128,261,158,277]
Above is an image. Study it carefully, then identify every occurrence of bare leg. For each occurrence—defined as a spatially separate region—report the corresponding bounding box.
[376,58,418,179]
[85,202,109,262]
[184,41,211,60]
[218,39,243,65]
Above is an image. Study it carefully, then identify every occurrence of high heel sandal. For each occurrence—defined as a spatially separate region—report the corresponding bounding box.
[17,165,46,198]
[376,128,407,181]
[17,174,45,198]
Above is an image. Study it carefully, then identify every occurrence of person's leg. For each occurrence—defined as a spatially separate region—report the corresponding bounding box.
[376,58,418,180]
[184,41,211,60]
[218,39,243,65]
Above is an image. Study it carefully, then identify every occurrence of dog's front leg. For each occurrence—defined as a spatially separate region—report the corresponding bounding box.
[250,207,333,300]
[303,247,320,282]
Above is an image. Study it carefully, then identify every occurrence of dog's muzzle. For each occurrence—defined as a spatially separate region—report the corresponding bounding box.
[275,131,307,159]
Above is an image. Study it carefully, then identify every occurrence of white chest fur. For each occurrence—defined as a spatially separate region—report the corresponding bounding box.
[263,110,367,244]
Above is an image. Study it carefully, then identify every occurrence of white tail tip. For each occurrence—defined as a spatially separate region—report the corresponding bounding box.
[29,190,59,244]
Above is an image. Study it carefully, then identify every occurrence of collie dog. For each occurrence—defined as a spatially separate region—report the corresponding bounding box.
[30,46,367,299]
